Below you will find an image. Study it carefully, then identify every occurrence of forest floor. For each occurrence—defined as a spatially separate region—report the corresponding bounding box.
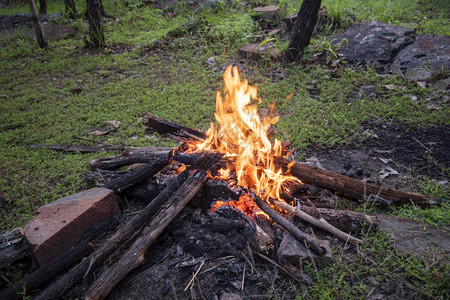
[0,0,449,299]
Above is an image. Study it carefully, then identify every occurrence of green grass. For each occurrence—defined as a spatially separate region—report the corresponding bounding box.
[0,0,449,298]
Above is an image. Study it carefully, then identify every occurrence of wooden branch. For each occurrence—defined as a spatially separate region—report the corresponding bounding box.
[89,147,173,170]
[271,200,361,245]
[274,157,438,207]
[301,206,377,233]
[30,144,126,153]
[173,150,226,170]
[251,193,326,256]
[85,169,209,300]
[142,112,206,142]
[34,169,193,300]
[104,153,171,192]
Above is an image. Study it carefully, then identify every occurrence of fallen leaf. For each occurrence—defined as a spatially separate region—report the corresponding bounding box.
[384,84,395,90]
[379,157,391,164]
[285,92,294,102]
[90,130,108,136]
[379,166,399,179]
[106,120,121,130]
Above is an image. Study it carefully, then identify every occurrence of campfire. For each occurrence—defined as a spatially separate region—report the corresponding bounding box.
[2,66,438,300]
[184,65,298,219]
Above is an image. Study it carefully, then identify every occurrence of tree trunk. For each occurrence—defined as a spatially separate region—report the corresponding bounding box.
[38,0,46,14]
[85,0,105,47]
[64,0,78,18]
[286,0,321,62]
[27,0,48,49]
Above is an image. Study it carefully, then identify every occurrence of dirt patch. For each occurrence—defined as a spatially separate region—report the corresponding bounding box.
[305,123,449,191]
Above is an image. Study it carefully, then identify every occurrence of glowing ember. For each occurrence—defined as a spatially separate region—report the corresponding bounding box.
[188,65,299,216]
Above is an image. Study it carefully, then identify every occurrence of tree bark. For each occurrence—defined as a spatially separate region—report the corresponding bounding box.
[34,169,192,300]
[64,0,78,17]
[27,0,48,49]
[85,0,105,47]
[38,0,46,14]
[85,170,208,300]
[286,0,321,62]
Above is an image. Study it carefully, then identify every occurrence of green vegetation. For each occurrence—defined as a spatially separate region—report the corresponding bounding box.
[0,0,448,298]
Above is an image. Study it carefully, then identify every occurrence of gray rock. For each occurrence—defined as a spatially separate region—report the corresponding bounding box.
[277,233,332,266]
[390,35,450,81]
[331,21,416,71]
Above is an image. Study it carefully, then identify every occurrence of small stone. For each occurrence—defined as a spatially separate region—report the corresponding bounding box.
[205,56,216,65]
[238,44,279,60]
[219,292,241,300]
[252,6,280,22]
[277,233,332,266]
[343,160,352,170]
[106,120,121,130]
[24,187,120,266]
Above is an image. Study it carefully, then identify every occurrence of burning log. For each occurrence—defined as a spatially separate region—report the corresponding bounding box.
[85,169,209,300]
[89,147,173,170]
[274,157,438,207]
[34,169,193,300]
[251,193,327,256]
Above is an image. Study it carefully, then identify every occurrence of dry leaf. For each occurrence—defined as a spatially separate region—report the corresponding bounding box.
[285,92,294,102]
[384,84,395,90]
[90,130,108,136]
[379,166,399,179]
[106,120,121,130]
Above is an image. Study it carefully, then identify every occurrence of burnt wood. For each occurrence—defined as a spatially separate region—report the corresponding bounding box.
[286,0,322,61]
[34,169,193,300]
[143,112,206,142]
[85,169,209,300]
[104,153,171,192]
[89,147,173,170]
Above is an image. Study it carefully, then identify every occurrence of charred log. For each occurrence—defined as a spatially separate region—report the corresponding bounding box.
[89,147,173,170]
[143,112,206,142]
[104,153,171,192]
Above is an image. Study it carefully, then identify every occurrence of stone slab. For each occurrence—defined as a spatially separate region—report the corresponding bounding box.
[376,214,450,255]
[238,43,279,60]
[24,187,119,266]
[330,21,416,71]
[390,34,450,81]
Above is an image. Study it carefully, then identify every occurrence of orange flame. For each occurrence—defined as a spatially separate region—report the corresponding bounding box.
[190,66,299,216]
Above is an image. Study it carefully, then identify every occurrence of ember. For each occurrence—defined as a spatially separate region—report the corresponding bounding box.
[186,66,299,217]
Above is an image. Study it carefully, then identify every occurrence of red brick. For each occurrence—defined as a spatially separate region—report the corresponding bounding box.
[24,187,119,266]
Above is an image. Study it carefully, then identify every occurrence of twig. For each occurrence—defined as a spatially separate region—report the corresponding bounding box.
[184,260,205,291]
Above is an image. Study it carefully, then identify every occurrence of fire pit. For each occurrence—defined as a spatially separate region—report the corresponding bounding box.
[2,66,439,300]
